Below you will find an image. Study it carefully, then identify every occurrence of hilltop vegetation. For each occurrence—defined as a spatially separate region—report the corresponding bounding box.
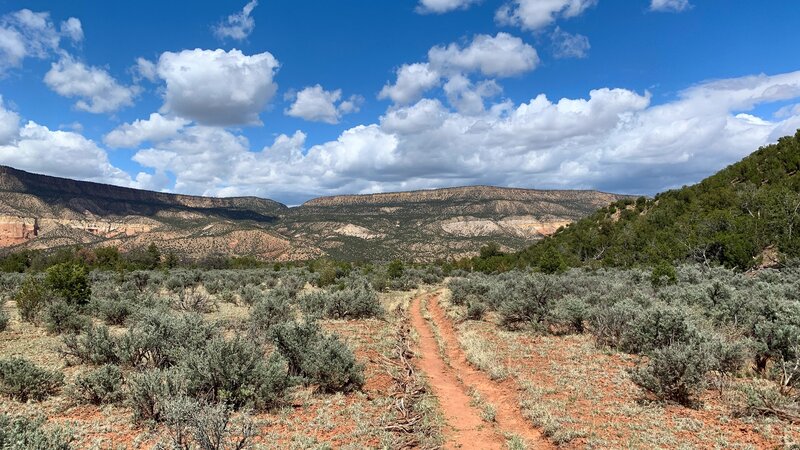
[471,131,800,272]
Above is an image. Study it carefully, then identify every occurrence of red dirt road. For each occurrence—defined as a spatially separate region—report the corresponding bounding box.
[409,292,552,449]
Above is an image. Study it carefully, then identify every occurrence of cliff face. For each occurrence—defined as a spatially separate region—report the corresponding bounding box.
[0,216,37,246]
[0,166,634,261]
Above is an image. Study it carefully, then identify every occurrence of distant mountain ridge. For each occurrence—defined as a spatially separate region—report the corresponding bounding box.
[0,165,632,261]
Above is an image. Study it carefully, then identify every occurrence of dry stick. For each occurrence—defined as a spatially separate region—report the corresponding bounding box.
[382,312,437,449]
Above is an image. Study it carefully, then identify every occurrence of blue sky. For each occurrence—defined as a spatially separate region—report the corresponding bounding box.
[0,0,799,204]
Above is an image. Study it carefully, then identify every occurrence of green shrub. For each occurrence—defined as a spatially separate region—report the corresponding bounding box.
[45,263,90,306]
[249,289,293,341]
[589,300,640,349]
[0,414,72,450]
[15,276,48,323]
[71,365,124,405]
[465,300,487,321]
[271,321,364,392]
[162,397,255,450]
[43,300,90,335]
[538,245,567,274]
[179,337,290,410]
[651,261,677,288]
[548,296,589,334]
[0,308,8,332]
[127,368,186,423]
[61,325,120,365]
[497,275,555,330]
[302,334,364,393]
[238,285,262,306]
[90,289,135,326]
[387,259,404,279]
[300,285,382,320]
[619,304,699,354]
[629,341,713,406]
[117,312,218,369]
[172,286,216,313]
[0,357,64,402]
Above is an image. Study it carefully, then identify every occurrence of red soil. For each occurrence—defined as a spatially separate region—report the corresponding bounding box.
[410,292,553,449]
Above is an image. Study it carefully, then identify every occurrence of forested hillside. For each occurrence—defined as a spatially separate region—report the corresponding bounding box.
[492,131,800,271]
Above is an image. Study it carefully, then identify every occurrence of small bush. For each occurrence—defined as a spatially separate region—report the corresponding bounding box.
[43,301,90,335]
[465,300,487,321]
[0,357,64,402]
[271,321,364,392]
[0,308,8,332]
[127,368,186,423]
[279,275,306,298]
[15,276,48,323]
[162,397,255,450]
[172,286,216,313]
[0,414,72,450]
[302,334,364,393]
[300,285,382,320]
[497,275,555,330]
[548,296,589,334]
[45,263,91,306]
[61,325,120,365]
[651,261,677,288]
[270,321,321,378]
[620,304,699,354]
[589,300,640,349]
[117,312,218,369]
[448,277,491,306]
[180,337,290,410]
[249,289,293,341]
[629,341,713,407]
[238,285,262,306]
[90,289,136,326]
[72,365,124,405]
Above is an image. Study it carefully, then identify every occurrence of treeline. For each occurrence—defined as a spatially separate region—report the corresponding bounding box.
[463,130,800,273]
[0,244,298,274]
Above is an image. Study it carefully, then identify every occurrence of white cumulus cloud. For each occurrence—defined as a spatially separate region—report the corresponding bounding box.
[379,63,441,105]
[285,85,362,124]
[0,96,20,145]
[60,17,83,43]
[0,9,83,73]
[0,121,132,186]
[496,0,597,31]
[44,56,139,114]
[428,32,539,77]
[131,70,800,204]
[104,113,190,148]
[214,0,258,41]
[156,48,279,126]
[551,27,590,59]
[134,57,157,82]
[381,33,538,105]
[416,0,480,14]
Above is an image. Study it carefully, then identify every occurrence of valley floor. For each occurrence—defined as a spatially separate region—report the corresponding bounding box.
[2,283,799,448]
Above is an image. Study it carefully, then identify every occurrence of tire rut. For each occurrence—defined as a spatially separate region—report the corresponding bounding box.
[409,291,553,450]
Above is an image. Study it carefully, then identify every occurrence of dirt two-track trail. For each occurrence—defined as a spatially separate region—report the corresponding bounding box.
[409,291,553,449]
